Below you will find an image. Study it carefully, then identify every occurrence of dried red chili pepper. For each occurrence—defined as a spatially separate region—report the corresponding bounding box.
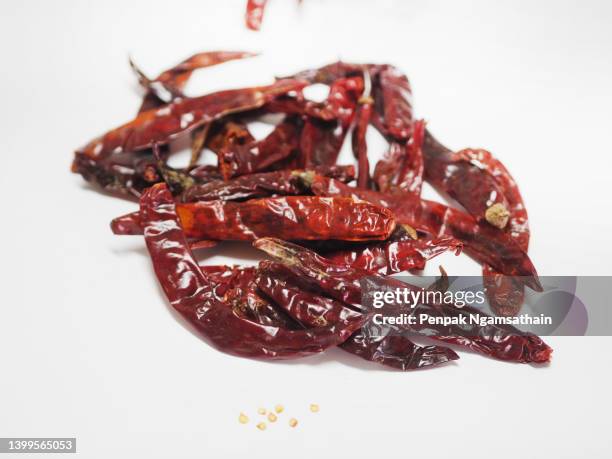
[180,165,355,202]
[371,65,413,140]
[300,77,362,167]
[423,130,510,229]
[458,148,530,316]
[310,177,541,291]
[130,51,256,112]
[74,79,306,161]
[176,196,395,241]
[254,238,551,364]
[111,165,356,234]
[423,131,531,315]
[373,119,425,194]
[114,195,395,241]
[256,260,459,370]
[327,228,462,275]
[218,117,300,179]
[139,183,362,359]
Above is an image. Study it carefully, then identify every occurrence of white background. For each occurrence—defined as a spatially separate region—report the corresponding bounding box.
[1,0,611,457]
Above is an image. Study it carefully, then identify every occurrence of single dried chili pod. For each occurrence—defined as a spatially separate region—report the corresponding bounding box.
[175,196,396,242]
[139,183,363,359]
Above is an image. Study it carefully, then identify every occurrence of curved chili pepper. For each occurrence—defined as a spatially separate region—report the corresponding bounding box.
[456,148,531,316]
[75,79,306,161]
[256,261,459,370]
[423,130,510,229]
[310,177,541,291]
[139,183,362,359]
[130,51,257,112]
[254,238,551,364]
[373,119,425,194]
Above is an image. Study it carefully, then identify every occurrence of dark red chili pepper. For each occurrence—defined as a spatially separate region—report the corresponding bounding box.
[423,130,510,229]
[457,148,531,316]
[218,118,300,179]
[176,196,396,241]
[373,119,425,194]
[371,65,413,140]
[254,238,551,364]
[310,176,541,291]
[256,260,459,370]
[327,227,462,275]
[300,77,362,167]
[139,183,362,359]
[181,165,355,202]
[74,79,306,161]
[111,165,356,234]
[114,195,396,241]
[130,51,257,112]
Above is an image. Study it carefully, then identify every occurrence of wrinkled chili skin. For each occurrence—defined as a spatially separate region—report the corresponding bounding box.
[177,196,396,242]
[373,119,425,194]
[372,65,413,140]
[310,177,541,292]
[327,230,462,275]
[256,260,459,370]
[457,148,531,316]
[75,79,307,161]
[300,77,362,167]
[180,165,355,202]
[255,238,552,364]
[132,51,256,113]
[139,183,362,359]
[423,130,509,228]
[218,118,299,179]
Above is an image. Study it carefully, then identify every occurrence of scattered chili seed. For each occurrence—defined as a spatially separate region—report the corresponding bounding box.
[289,418,298,428]
[310,404,319,413]
[238,412,249,424]
[256,422,267,431]
[274,404,284,414]
[267,413,277,422]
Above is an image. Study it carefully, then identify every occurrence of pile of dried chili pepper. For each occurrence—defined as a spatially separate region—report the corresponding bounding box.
[72,51,552,370]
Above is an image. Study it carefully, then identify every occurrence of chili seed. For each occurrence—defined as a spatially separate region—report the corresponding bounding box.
[256,422,267,431]
[268,413,277,422]
[257,408,266,415]
[289,418,298,428]
[274,404,284,414]
[238,412,249,424]
[310,403,319,413]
